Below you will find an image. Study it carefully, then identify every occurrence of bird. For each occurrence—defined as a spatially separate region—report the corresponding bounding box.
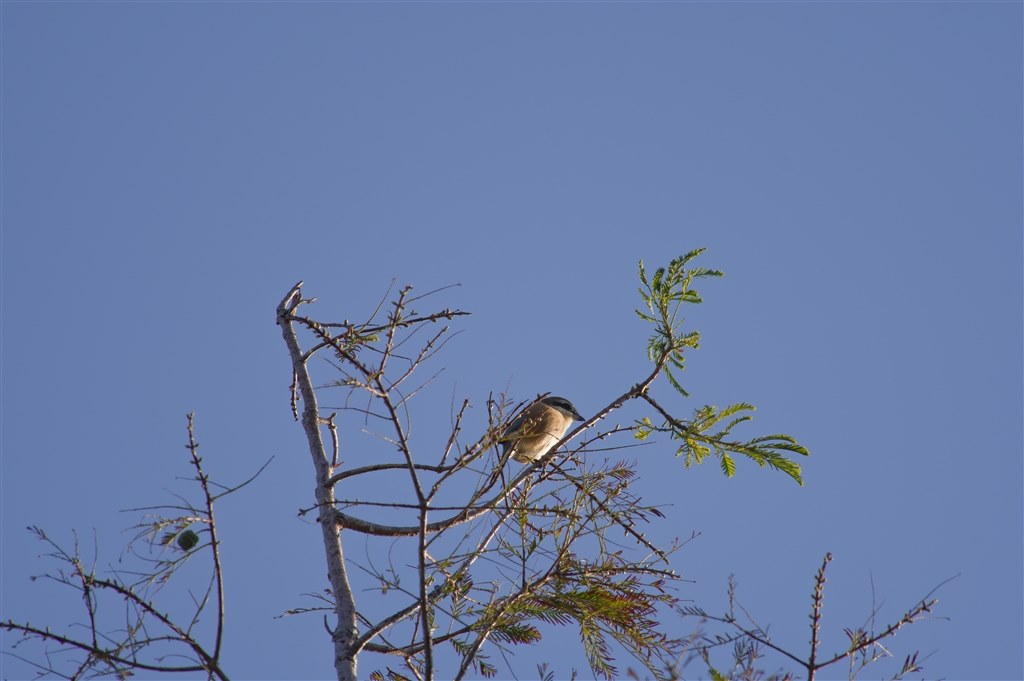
[501,395,585,464]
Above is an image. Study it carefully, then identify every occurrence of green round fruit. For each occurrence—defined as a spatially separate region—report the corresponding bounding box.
[177,529,200,551]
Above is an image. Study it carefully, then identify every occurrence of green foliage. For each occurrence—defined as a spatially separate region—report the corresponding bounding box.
[448,637,499,678]
[637,248,723,396]
[473,552,681,681]
[708,667,730,681]
[634,251,810,485]
[669,404,809,485]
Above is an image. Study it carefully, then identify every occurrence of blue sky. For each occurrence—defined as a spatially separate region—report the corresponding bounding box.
[2,2,1021,679]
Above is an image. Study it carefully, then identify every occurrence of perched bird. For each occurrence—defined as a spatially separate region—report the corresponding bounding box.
[502,396,585,464]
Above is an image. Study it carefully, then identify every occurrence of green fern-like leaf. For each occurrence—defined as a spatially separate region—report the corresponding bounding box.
[720,453,736,478]
[490,622,542,645]
[664,366,689,397]
[708,666,729,681]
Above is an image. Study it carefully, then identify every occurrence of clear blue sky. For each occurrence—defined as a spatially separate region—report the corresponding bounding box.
[2,2,1021,679]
